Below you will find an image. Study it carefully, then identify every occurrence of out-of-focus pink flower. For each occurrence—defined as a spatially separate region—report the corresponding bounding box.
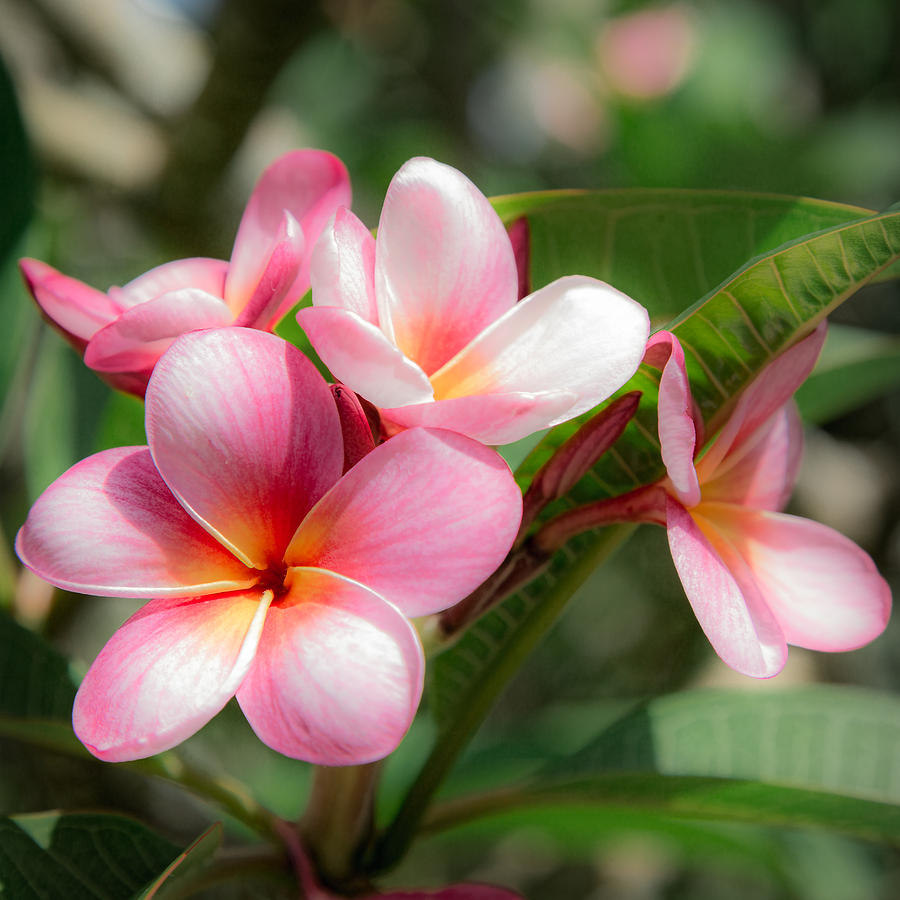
[16,328,522,763]
[20,150,350,397]
[298,157,649,445]
[596,5,696,100]
[644,324,891,676]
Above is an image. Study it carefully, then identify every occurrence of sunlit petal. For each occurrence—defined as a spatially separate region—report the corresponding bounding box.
[146,329,343,569]
[707,503,891,651]
[298,305,434,407]
[310,207,378,323]
[237,568,423,765]
[699,404,802,510]
[382,390,576,446]
[430,276,649,426]
[84,289,234,372]
[19,258,125,346]
[376,157,518,373]
[15,447,254,597]
[227,150,351,314]
[667,498,787,677]
[73,589,270,761]
[287,428,522,617]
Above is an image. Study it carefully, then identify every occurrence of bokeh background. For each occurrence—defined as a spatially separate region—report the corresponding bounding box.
[1,1,899,897]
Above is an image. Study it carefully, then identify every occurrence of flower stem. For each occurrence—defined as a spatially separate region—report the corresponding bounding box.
[301,761,382,887]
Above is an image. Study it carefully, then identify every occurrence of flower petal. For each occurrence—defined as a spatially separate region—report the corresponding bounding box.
[84,289,234,372]
[701,322,826,473]
[232,213,306,328]
[20,258,124,347]
[118,257,228,306]
[227,150,351,315]
[236,568,423,765]
[382,390,576,446]
[706,504,891,652]
[430,276,649,427]
[375,157,518,374]
[699,403,802,510]
[298,305,434,407]
[73,589,271,761]
[310,207,378,323]
[15,447,254,597]
[286,428,522,617]
[666,498,787,677]
[146,329,343,569]
[645,330,701,506]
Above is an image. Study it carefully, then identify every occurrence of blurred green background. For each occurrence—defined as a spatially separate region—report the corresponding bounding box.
[1,0,899,897]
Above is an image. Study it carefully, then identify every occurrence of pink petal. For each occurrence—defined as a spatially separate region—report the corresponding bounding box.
[227,150,351,314]
[382,390,576,446]
[698,403,802,511]
[15,447,254,597]
[706,504,891,652]
[330,384,376,472]
[73,589,271,761]
[644,330,701,506]
[297,305,434,407]
[286,427,522,618]
[118,257,229,307]
[701,322,826,473]
[310,207,378,323]
[375,157,518,374]
[20,258,124,347]
[145,329,343,569]
[429,275,649,426]
[666,497,787,677]
[84,289,234,372]
[232,213,305,328]
[236,568,423,765]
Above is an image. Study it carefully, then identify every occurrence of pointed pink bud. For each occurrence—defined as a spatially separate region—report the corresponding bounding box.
[330,383,376,472]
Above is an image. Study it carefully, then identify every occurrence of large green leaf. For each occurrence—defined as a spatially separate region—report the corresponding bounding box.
[376,204,900,869]
[0,812,213,899]
[491,188,898,320]
[422,688,900,845]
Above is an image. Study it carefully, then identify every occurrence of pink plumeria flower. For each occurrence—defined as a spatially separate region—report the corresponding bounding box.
[645,323,891,676]
[298,157,650,445]
[20,150,351,396]
[16,328,522,763]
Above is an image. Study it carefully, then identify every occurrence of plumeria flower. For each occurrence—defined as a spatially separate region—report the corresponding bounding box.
[298,157,650,445]
[646,323,891,676]
[16,328,522,763]
[20,150,350,396]
[535,324,891,676]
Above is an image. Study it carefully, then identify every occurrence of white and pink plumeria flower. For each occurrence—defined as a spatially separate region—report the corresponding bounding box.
[15,328,522,763]
[298,157,650,445]
[20,150,350,396]
[646,323,891,677]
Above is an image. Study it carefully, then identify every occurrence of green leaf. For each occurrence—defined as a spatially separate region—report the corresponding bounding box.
[492,188,899,320]
[546,687,900,800]
[0,612,76,721]
[794,324,900,423]
[274,291,333,380]
[424,775,900,846]
[0,812,205,899]
[135,823,222,899]
[424,687,900,846]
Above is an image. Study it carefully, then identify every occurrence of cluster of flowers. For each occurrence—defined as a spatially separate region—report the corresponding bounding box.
[16,151,890,768]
